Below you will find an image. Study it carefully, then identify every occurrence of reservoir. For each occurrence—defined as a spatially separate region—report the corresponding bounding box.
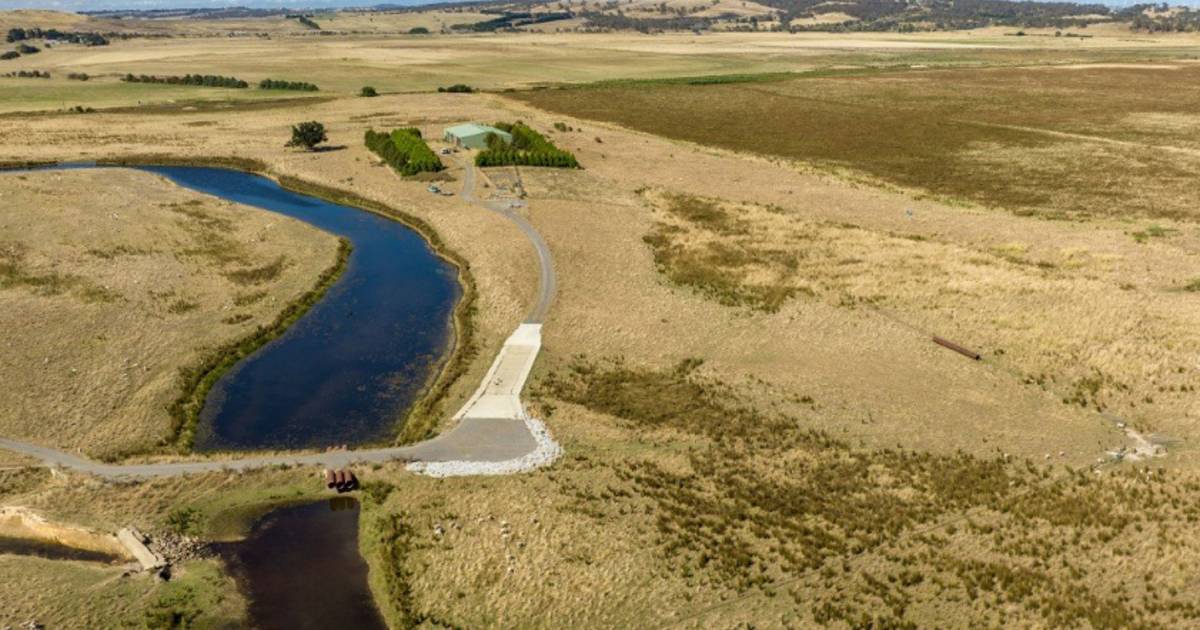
[216,498,387,630]
[139,166,460,452]
[11,164,452,624]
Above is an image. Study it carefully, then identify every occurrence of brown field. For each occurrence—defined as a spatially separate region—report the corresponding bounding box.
[515,63,1200,221]
[0,168,339,459]
[2,21,1200,629]
[3,25,1200,113]
[638,190,1200,441]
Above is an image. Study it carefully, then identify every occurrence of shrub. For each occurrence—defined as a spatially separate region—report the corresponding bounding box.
[122,73,248,88]
[360,85,378,97]
[259,78,319,92]
[6,27,107,46]
[0,51,18,60]
[286,121,327,151]
[166,506,203,535]
[409,26,431,34]
[67,72,88,81]
[364,127,444,176]
[438,83,474,93]
[475,121,580,168]
[3,70,49,78]
[145,584,203,629]
[16,43,38,54]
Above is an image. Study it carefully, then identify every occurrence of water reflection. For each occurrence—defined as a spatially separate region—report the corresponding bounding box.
[217,499,386,630]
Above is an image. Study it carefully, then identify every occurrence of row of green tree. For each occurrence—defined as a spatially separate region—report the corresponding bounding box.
[364,128,445,176]
[122,73,248,88]
[6,27,109,46]
[259,78,319,91]
[451,11,572,32]
[475,122,580,169]
[2,70,49,78]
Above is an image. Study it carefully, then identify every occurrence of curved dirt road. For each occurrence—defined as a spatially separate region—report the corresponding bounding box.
[0,162,557,478]
[460,161,556,323]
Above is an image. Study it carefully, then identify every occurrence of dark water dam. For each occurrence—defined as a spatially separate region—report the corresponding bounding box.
[217,499,386,630]
[140,167,442,628]
[138,166,460,452]
[16,164,449,625]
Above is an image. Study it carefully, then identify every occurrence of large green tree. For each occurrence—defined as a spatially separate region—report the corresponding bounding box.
[286,121,327,151]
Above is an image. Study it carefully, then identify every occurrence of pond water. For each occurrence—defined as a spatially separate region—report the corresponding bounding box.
[216,498,386,630]
[139,166,460,452]
[0,536,124,564]
[13,164,447,623]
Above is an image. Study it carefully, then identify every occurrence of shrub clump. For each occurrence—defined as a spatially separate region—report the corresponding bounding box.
[7,27,107,46]
[122,73,248,88]
[437,83,474,93]
[259,78,319,92]
[475,121,579,168]
[364,127,444,176]
[2,70,49,78]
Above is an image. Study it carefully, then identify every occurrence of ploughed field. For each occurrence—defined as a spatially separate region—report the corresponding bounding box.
[516,63,1200,221]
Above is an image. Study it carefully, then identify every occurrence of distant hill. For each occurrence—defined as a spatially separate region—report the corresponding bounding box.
[429,0,1200,33]
[538,0,1200,32]
[1,1,1197,35]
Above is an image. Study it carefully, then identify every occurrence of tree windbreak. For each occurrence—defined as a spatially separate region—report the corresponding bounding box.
[475,122,579,168]
[365,128,445,176]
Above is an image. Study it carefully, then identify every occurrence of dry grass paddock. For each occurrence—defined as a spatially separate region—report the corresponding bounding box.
[516,63,1200,221]
[2,24,1200,113]
[0,168,339,459]
[639,190,1200,443]
[1,23,1200,628]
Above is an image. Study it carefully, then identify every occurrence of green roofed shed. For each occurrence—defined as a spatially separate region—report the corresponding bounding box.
[443,123,512,150]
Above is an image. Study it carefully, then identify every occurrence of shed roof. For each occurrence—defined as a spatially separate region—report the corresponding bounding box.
[445,123,510,139]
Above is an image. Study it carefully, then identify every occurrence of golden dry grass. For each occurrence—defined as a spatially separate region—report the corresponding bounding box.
[639,190,1200,440]
[0,168,339,459]
[0,28,1199,629]
[344,363,1200,628]
[516,63,1200,221]
[2,24,1199,113]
